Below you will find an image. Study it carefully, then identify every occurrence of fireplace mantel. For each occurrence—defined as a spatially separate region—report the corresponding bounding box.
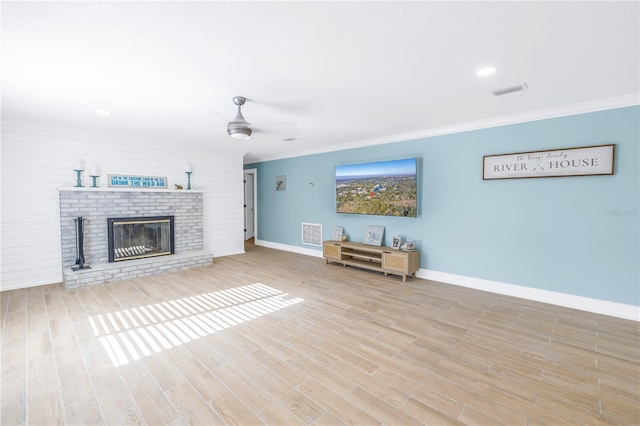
[58,187,204,193]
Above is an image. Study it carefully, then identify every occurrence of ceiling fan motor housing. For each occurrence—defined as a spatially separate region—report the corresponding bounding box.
[227,96,252,139]
[227,120,252,138]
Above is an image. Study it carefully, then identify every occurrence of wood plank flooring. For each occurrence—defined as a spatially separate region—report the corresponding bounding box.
[2,245,639,425]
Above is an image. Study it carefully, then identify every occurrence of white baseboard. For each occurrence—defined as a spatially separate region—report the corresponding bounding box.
[214,248,246,258]
[0,278,62,292]
[417,269,639,322]
[255,239,325,258]
[253,240,638,321]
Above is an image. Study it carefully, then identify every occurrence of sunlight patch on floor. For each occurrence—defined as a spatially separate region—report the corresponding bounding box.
[88,283,304,366]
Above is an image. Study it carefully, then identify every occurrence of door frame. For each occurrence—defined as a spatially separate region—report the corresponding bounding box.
[243,168,258,242]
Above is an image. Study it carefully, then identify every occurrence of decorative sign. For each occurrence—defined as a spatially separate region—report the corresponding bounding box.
[108,175,168,188]
[483,144,615,180]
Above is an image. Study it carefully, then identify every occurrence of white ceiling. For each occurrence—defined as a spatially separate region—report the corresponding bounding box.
[2,1,639,164]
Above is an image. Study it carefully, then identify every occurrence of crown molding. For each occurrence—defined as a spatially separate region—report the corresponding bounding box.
[250,93,640,163]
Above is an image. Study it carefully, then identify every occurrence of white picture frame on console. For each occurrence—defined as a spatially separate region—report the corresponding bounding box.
[363,225,384,246]
[392,236,402,249]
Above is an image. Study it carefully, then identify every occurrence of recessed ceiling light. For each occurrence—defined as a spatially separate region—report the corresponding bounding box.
[96,109,112,116]
[476,66,498,77]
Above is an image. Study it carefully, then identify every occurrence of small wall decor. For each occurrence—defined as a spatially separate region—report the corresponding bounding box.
[363,225,384,246]
[276,175,287,191]
[109,175,168,189]
[483,144,615,180]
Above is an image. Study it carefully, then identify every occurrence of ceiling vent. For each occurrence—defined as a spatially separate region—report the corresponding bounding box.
[492,83,528,96]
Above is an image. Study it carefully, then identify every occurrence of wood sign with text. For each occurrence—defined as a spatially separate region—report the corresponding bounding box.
[108,175,168,188]
[483,144,615,180]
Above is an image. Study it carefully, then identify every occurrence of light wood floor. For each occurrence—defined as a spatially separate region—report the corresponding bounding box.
[2,246,639,425]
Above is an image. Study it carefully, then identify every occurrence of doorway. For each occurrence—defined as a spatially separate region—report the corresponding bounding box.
[243,169,257,245]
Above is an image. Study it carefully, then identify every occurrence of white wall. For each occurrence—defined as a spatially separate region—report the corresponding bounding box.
[1,122,245,291]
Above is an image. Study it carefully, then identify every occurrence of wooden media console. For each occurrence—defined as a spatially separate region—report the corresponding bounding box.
[322,240,419,282]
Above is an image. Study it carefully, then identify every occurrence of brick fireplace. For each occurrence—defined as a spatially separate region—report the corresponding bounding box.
[59,188,213,288]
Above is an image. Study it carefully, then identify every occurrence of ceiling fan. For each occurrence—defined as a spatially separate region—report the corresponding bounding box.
[227,96,252,140]
[226,96,301,141]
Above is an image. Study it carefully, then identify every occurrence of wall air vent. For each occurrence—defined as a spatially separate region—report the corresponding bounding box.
[302,222,322,246]
[492,83,528,96]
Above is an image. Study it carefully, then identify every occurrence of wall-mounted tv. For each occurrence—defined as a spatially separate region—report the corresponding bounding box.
[336,158,417,217]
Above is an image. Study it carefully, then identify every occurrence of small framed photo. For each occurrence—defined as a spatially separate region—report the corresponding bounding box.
[391,236,403,250]
[332,227,343,241]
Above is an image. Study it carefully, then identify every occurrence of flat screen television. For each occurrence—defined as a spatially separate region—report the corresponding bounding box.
[336,158,417,217]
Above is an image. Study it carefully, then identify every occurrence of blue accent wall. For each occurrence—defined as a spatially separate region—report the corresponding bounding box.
[246,106,639,305]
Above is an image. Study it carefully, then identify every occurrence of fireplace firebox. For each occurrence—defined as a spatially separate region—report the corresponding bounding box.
[107,216,175,262]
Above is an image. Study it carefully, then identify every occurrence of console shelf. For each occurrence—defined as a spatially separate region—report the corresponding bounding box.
[323,240,419,282]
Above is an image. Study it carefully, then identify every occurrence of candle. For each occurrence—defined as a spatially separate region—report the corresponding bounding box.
[185,164,192,172]
[74,161,84,170]
[90,167,98,176]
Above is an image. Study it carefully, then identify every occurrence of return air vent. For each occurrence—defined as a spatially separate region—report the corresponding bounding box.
[302,222,322,246]
[492,83,528,96]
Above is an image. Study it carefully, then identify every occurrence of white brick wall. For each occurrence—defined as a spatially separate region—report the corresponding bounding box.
[59,189,204,267]
[1,121,246,291]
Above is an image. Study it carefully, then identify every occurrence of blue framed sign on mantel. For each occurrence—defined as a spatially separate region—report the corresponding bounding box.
[108,175,168,189]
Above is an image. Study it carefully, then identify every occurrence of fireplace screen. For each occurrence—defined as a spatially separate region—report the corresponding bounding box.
[107,216,175,262]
